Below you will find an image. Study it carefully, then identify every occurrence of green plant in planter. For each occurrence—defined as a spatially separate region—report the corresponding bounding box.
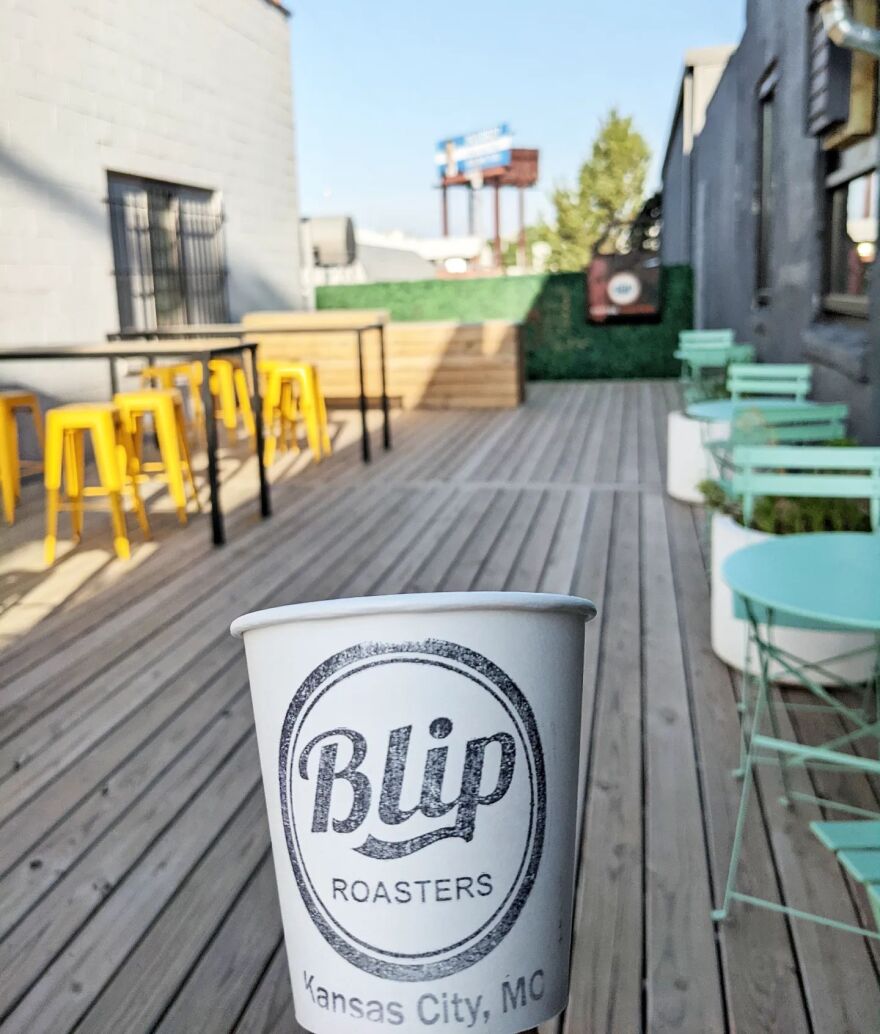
[698,479,872,535]
[701,372,730,400]
[688,361,736,403]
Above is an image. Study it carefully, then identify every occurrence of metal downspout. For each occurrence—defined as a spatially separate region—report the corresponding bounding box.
[820,0,880,57]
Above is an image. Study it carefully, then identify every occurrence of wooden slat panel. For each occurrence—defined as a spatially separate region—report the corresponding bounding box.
[254,318,524,409]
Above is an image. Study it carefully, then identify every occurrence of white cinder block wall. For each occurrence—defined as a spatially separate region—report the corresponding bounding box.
[0,0,303,399]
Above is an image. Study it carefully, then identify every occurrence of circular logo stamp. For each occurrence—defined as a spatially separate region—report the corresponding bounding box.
[607,270,642,306]
[278,639,545,981]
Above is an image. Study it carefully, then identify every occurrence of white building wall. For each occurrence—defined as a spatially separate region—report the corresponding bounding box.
[0,0,303,362]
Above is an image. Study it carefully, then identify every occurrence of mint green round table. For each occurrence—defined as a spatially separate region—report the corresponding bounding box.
[723,531,880,799]
[714,533,880,937]
[686,398,818,423]
[723,533,880,632]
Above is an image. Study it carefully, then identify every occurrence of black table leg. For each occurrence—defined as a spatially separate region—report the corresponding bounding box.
[146,353,160,451]
[356,329,371,463]
[248,344,271,518]
[200,355,225,545]
[379,324,391,450]
[108,357,119,395]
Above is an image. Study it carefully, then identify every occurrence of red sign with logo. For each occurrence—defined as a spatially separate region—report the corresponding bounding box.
[586,252,662,323]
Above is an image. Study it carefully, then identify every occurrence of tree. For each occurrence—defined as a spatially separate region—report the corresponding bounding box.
[538,109,651,272]
[500,225,544,269]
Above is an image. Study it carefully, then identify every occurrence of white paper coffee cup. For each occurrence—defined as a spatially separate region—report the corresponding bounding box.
[232,591,596,1034]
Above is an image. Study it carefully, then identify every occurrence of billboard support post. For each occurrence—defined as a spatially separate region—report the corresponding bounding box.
[518,187,528,269]
[435,126,539,269]
[493,180,502,267]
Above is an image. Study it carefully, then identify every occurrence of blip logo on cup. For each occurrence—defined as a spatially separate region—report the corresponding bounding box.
[278,639,545,982]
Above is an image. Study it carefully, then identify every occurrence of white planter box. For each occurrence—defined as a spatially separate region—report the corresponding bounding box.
[666,410,730,503]
[711,511,875,684]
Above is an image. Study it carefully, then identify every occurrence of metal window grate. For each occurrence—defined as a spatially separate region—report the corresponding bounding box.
[107,174,229,333]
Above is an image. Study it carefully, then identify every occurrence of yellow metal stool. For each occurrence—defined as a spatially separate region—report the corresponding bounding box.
[207,359,256,444]
[0,390,43,524]
[259,360,332,464]
[142,359,255,445]
[258,360,301,465]
[141,363,205,437]
[43,403,150,564]
[114,389,201,524]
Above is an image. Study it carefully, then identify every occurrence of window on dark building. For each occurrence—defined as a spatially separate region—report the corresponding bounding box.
[107,174,229,333]
[823,140,878,317]
[755,76,776,302]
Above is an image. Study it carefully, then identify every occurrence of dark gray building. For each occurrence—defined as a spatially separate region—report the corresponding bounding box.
[661,46,736,268]
[663,0,880,442]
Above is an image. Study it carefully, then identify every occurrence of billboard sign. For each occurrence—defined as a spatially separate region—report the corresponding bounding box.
[586,252,662,323]
[436,124,513,178]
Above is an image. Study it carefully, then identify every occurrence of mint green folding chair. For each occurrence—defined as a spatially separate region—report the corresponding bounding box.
[732,444,880,531]
[720,450,880,783]
[715,728,880,939]
[674,331,754,404]
[708,403,849,499]
[727,362,812,402]
[714,531,880,937]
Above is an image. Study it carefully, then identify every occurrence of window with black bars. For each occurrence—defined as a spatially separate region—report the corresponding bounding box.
[107,173,229,333]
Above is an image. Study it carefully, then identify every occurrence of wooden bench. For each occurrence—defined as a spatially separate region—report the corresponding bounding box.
[242,311,524,410]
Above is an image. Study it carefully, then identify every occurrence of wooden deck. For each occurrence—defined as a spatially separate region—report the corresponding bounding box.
[0,381,877,1033]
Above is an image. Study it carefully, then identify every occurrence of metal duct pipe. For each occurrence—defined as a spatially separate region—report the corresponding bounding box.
[820,0,880,57]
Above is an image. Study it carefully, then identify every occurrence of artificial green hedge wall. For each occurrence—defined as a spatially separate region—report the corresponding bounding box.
[316,265,693,380]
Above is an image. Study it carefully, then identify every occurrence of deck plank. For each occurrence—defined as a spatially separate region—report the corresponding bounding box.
[572,383,612,485]
[0,479,350,744]
[755,703,880,1031]
[233,943,306,1034]
[642,491,726,1032]
[787,699,880,970]
[153,853,282,1034]
[1,746,263,1029]
[0,676,252,940]
[564,489,643,1034]
[1,381,876,1033]
[665,501,812,1033]
[76,825,275,1033]
[0,483,414,820]
[592,383,625,484]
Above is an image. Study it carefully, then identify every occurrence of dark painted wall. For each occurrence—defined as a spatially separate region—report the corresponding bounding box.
[661,116,689,266]
[669,0,880,442]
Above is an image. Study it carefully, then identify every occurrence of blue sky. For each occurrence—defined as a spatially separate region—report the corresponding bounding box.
[291,1,745,237]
